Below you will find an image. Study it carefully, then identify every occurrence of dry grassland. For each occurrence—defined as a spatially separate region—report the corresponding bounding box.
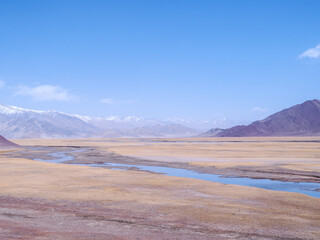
[0,137,319,239]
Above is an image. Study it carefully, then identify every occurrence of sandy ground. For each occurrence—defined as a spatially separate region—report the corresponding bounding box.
[0,137,320,239]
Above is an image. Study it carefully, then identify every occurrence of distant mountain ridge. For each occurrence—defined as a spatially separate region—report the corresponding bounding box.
[0,104,99,139]
[197,128,225,137]
[202,99,320,137]
[0,103,199,139]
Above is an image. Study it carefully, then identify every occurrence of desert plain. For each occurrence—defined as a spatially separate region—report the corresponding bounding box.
[0,137,320,239]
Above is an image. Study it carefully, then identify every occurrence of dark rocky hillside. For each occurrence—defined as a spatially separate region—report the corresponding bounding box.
[0,135,20,149]
[204,99,320,137]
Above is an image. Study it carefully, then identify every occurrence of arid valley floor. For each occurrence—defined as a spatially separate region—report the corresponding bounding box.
[1,137,320,239]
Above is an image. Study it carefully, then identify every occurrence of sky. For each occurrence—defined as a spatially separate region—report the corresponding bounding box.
[0,0,319,127]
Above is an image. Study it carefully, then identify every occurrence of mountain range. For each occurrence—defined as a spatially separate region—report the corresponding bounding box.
[0,104,199,139]
[1,99,319,139]
[201,99,320,137]
[0,104,98,139]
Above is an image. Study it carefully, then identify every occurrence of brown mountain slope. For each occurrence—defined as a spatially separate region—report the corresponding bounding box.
[0,135,20,150]
[206,99,320,137]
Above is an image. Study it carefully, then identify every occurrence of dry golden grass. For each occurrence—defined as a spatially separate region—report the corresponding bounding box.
[1,137,320,239]
[14,137,320,172]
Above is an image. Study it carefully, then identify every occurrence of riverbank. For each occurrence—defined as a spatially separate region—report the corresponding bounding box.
[10,137,320,183]
[5,145,320,197]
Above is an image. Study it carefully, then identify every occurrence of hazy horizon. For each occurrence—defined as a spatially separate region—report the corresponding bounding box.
[1,0,319,127]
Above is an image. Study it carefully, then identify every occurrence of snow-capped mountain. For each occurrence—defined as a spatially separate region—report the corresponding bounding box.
[71,114,236,131]
[0,104,200,139]
[0,104,45,115]
[72,115,165,130]
[0,104,99,139]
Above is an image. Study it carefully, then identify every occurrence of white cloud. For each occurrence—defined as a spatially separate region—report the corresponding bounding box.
[299,44,320,59]
[0,80,5,89]
[15,85,75,102]
[251,107,268,112]
[101,98,114,104]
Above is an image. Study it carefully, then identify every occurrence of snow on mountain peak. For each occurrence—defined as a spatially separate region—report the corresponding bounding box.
[0,103,45,115]
[70,114,93,123]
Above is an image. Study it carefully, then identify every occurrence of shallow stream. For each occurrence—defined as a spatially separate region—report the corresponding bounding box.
[33,149,320,198]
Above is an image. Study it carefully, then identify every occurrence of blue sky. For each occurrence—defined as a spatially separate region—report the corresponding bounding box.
[0,0,319,126]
